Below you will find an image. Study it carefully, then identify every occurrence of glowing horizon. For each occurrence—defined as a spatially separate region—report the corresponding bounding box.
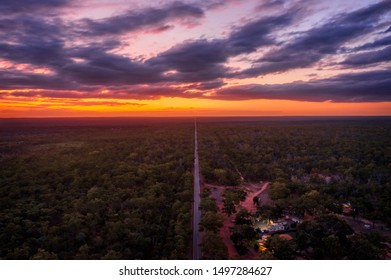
[2,96,390,118]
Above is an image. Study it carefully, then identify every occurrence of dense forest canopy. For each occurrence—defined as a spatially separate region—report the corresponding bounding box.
[197,117,391,260]
[199,118,391,225]
[0,119,194,259]
[1,117,390,260]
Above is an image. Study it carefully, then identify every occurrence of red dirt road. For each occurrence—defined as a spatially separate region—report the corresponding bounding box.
[220,216,237,258]
[240,182,270,213]
[209,182,270,259]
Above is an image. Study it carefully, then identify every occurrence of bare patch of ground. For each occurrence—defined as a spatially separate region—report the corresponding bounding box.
[240,182,270,213]
[220,214,237,258]
[205,182,270,259]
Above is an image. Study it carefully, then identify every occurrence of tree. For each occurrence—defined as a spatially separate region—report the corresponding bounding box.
[234,208,252,225]
[315,215,353,239]
[265,235,296,260]
[269,182,290,200]
[200,198,218,213]
[31,249,58,260]
[213,169,229,185]
[101,250,122,260]
[322,235,347,259]
[256,205,282,221]
[296,215,356,259]
[222,188,247,216]
[201,232,228,260]
[256,251,277,260]
[222,199,236,216]
[295,220,324,250]
[230,224,256,255]
[348,234,385,260]
[200,212,223,232]
[296,190,333,215]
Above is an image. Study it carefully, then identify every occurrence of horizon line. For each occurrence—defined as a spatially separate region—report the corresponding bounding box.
[2,115,391,120]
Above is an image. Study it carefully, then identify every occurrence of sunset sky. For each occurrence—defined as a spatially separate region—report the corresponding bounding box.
[0,0,390,117]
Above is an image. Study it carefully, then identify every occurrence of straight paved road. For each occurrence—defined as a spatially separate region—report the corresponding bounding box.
[193,120,201,260]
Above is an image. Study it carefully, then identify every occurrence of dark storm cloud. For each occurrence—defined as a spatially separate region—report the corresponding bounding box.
[354,35,391,51]
[0,15,62,40]
[0,15,68,68]
[148,40,227,74]
[0,8,296,90]
[201,0,245,10]
[147,12,296,82]
[0,0,297,89]
[213,69,391,102]
[0,39,66,67]
[256,0,286,10]
[0,0,70,14]
[0,21,166,89]
[0,69,82,91]
[239,0,391,77]
[341,46,391,66]
[118,85,203,99]
[1,0,390,104]
[226,12,295,55]
[194,80,226,90]
[204,0,286,11]
[78,2,204,36]
[0,13,165,88]
[146,39,231,82]
[3,84,203,100]
[60,50,164,86]
[0,1,205,89]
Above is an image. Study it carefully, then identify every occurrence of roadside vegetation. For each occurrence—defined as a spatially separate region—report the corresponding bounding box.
[0,120,194,259]
[200,188,227,259]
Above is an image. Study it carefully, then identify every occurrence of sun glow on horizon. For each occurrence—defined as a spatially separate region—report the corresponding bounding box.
[1,95,391,118]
